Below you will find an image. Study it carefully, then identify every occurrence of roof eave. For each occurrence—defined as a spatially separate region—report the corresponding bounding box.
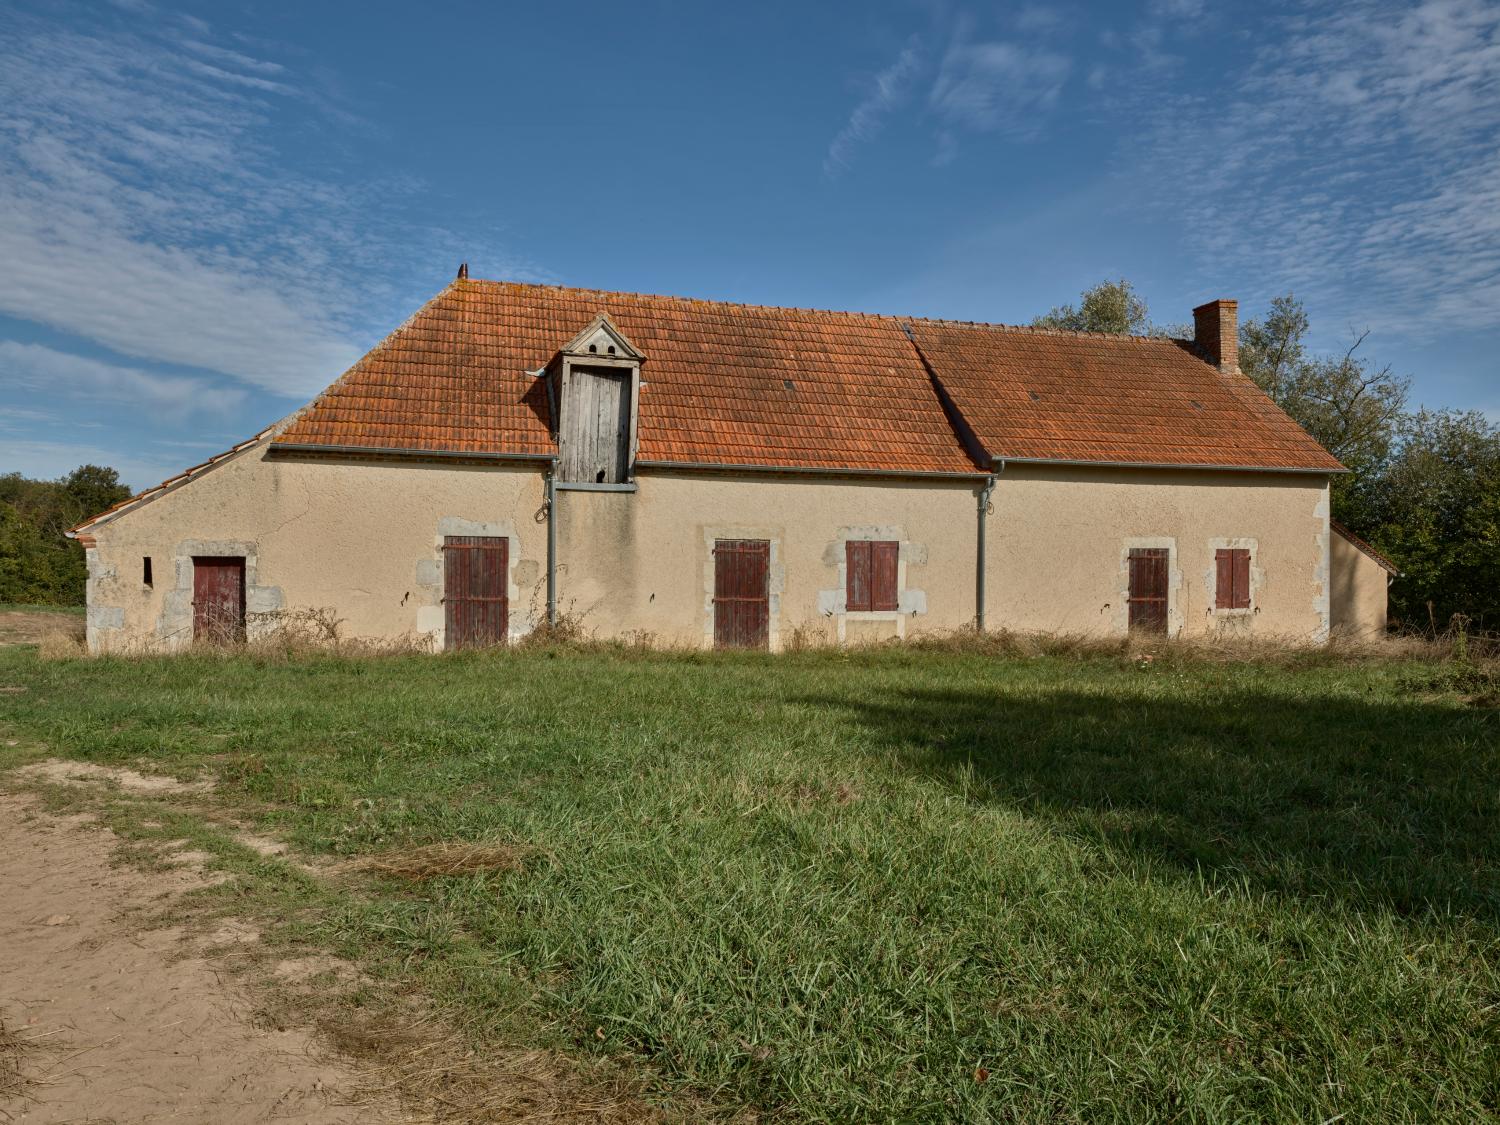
[633,458,987,481]
[988,454,1347,475]
[266,442,558,463]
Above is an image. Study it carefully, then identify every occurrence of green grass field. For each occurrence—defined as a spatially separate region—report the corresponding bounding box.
[1,643,1496,1121]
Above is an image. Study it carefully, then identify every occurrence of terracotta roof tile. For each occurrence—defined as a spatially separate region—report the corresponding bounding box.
[906,322,1344,472]
[274,279,979,474]
[77,279,1345,533]
[274,278,1340,476]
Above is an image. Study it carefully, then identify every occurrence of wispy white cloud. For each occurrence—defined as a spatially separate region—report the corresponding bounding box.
[0,341,247,424]
[824,13,1076,172]
[1141,0,1500,338]
[1014,5,1069,35]
[929,30,1070,137]
[825,38,924,176]
[0,406,68,429]
[0,8,540,399]
[1147,0,1206,19]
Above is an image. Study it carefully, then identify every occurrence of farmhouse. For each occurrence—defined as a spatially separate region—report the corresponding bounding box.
[70,275,1390,652]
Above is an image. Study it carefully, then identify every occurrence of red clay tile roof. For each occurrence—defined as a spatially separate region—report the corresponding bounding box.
[75,279,1346,533]
[273,279,980,475]
[906,322,1345,472]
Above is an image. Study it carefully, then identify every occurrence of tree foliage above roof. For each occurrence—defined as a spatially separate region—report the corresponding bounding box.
[1033,279,1151,335]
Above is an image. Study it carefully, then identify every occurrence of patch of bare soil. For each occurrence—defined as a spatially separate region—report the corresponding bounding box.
[12,758,214,795]
[0,794,409,1124]
[0,612,83,648]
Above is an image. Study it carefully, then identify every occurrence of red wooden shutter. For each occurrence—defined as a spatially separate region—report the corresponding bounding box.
[1232,549,1251,609]
[714,539,770,649]
[1216,548,1251,610]
[870,541,899,611]
[846,541,872,611]
[1215,549,1235,610]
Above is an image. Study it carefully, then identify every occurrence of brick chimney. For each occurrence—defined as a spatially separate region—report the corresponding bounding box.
[1192,299,1239,374]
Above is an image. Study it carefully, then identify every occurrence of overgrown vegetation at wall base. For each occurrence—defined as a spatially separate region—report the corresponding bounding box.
[1,645,1497,1121]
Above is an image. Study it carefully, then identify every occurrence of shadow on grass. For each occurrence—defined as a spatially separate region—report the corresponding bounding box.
[803,686,1500,923]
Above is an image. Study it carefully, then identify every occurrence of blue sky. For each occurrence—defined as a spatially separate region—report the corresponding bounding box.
[1,0,1496,489]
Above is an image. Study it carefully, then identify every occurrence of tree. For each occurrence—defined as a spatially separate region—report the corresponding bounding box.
[1034,279,1151,335]
[1238,295,1410,523]
[1364,410,1500,630]
[0,464,132,606]
[63,464,131,526]
[1240,297,1409,473]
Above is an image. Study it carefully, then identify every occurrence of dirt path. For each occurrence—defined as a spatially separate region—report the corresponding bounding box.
[0,792,406,1124]
[0,611,83,649]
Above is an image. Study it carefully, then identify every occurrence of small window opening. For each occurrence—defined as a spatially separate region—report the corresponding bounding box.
[595,469,606,483]
[607,344,617,354]
[143,556,153,588]
[588,343,598,353]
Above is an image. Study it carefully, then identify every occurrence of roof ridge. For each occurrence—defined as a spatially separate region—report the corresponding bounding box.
[458,276,1186,344]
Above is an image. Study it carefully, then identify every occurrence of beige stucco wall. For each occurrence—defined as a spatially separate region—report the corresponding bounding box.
[984,465,1333,641]
[84,447,1339,652]
[554,473,979,648]
[83,445,547,653]
[1329,532,1390,638]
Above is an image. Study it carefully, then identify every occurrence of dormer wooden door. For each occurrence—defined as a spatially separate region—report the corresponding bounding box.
[559,365,631,484]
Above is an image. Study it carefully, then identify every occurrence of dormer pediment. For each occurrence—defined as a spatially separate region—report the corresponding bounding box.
[561,313,644,362]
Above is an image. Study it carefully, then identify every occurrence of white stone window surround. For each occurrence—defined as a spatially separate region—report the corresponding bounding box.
[1205,536,1262,619]
[816,527,929,644]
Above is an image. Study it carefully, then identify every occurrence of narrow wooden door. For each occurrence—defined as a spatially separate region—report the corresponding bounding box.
[1127,548,1170,633]
[713,539,770,650]
[444,536,509,649]
[192,556,245,643]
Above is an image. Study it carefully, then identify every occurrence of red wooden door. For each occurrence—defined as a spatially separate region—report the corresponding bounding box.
[713,539,769,650]
[444,536,508,650]
[1127,548,1169,633]
[192,556,245,643]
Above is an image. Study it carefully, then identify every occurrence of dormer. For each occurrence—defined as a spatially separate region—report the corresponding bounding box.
[547,313,645,486]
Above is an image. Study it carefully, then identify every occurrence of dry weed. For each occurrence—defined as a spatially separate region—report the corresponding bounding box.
[0,1015,30,1102]
[35,628,85,660]
[351,841,541,881]
[245,607,433,659]
[317,1007,659,1124]
[515,609,591,650]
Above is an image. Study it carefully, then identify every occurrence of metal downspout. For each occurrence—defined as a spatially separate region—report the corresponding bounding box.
[976,467,1000,631]
[545,468,558,627]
